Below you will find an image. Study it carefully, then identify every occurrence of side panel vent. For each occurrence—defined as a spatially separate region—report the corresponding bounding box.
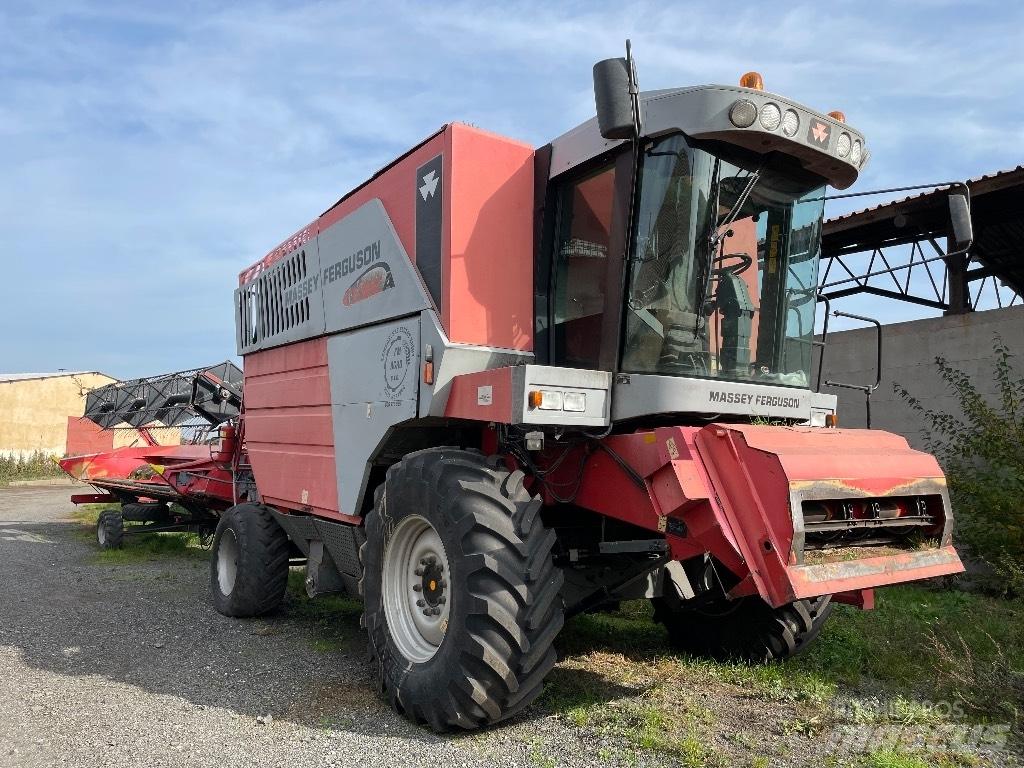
[236,240,326,354]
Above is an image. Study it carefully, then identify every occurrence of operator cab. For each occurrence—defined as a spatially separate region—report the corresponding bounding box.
[536,74,868,423]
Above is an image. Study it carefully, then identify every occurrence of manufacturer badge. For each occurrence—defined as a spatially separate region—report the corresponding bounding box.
[807,120,831,148]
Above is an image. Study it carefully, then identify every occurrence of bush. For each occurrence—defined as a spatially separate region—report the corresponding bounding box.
[895,335,1024,595]
[0,450,65,485]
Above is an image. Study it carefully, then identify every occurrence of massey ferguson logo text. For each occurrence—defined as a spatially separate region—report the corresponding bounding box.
[708,390,800,409]
[323,240,381,285]
[283,273,320,307]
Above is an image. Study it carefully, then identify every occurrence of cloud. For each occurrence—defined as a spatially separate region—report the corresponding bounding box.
[0,0,1020,376]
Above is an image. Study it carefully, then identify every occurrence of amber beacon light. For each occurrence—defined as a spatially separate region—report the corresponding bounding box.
[739,71,764,90]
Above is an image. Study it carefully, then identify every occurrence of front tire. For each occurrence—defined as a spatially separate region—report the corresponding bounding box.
[210,503,290,617]
[653,588,833,662]
[361,449,564,732]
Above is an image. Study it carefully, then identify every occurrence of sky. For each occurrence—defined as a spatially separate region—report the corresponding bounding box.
[1,0,1022,378]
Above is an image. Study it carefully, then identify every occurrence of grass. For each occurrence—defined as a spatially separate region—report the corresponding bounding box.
[70,504,210,563]
[539,587,1022,766]
[861,749,933,768]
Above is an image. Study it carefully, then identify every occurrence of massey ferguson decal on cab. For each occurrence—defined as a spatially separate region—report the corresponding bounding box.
[61,53,970,734]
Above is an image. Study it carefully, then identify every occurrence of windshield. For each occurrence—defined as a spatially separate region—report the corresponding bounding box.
[622,133,825,387]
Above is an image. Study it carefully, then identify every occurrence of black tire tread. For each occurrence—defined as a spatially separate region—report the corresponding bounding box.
[96,509,124,550]
[360,448,564,732]
[210,503,290,618]
[652,589,833,662]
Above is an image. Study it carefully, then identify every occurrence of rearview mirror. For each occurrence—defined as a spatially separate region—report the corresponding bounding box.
[948,192,973,255]
[593,57,634,140]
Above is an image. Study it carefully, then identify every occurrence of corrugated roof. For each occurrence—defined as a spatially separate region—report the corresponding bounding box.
[0,371,113,384]
[826,165,1024,226]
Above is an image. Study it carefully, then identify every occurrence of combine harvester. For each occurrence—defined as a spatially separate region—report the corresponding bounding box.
[62,50,971,731]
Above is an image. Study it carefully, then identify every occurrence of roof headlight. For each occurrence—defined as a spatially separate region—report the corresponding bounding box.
[729,99,758,128]
[759,103,782,131]
[836,132,852,158]
[781,109,800,137]
[851,139,863,166]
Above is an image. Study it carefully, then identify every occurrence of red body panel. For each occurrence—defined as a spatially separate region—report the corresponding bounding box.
[540,423,963,607]
[443,367,515,422]
[238,124,534,351]
[446,126,534,350]
[243,337,352,521]
[66,417,114,456]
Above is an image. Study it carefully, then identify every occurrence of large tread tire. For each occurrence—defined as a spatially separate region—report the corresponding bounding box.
[360,448,564,732]
[652,589,833,662]
[210,503,290,618]
[96,510,124,550]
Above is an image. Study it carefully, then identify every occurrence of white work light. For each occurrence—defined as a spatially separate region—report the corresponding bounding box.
[759,103,782,131]
[781,109,800,137]
[729,99,758,128]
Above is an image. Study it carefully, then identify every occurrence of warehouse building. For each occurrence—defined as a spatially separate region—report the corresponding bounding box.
[0,371,117,459]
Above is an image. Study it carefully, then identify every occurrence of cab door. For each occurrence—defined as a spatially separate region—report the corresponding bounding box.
[542,151,633,371]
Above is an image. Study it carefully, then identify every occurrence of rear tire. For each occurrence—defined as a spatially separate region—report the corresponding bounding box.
[96,510,124,550]
[360,448,564,732]
[652,589,833,662]
[210,503,290,617]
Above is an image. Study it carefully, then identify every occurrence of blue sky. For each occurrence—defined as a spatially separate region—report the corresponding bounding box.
[2,1,1021,378]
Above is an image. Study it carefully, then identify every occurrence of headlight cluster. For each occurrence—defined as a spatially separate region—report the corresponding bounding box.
[528,389,587,413]
[728,96,868,168]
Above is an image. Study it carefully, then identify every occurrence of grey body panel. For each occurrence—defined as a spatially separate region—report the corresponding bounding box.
[320,198,433,333]
[236,237,326,354]
[549,85,865,189]
[418,310,533,418]
[236,198,431,355]
[327,317,421,516]
[612,373,837,423]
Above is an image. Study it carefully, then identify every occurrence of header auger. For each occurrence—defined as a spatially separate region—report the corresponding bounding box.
[62,49,964,732]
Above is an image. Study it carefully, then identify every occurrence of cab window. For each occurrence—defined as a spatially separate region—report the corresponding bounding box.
[551,163,617,368]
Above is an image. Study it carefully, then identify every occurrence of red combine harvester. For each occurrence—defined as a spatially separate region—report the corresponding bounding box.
[62,54,969,731]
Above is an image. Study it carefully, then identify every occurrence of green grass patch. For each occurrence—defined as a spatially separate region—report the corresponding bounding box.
[93,532,209,564]
[539,586,1021,765]
[861,748,933,768]
[795,586,1023,724]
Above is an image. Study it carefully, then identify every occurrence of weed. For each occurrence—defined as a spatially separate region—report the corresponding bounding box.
[0,451,65,485]
[895,335,1024,594]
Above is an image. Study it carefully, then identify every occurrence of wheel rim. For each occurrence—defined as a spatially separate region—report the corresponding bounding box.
[217,528,240,596]
[382,514,451,663]
[97,522,106,547]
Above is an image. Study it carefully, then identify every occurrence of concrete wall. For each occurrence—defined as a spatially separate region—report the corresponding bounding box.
[814,305,1024,448]
[0,374,183,459]
[0,373,116,459]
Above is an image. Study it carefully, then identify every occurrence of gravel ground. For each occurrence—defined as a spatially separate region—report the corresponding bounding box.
[0,487,665,768]
[3,487,1018,768]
